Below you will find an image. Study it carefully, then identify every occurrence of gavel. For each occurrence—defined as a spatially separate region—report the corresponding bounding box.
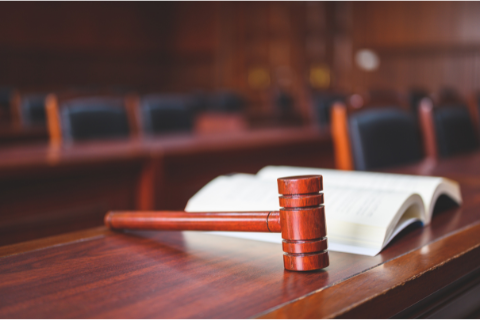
[104,175,328,272]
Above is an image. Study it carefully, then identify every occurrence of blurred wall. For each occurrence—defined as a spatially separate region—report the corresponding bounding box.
[349,2,480,97]
[0,2,173,89]
[0,2,220,91]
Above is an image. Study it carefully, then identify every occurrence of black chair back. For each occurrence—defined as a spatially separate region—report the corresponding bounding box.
[438,87,463,105]
[20,94,47,126]
[189,91,209,114]
[274,91,295,115]
[433,105,479,157]
[140,95,194,135]
[408,89,429,115]
[210,91,245,113]
[349,108,423,170]
[0,87,13,121]
[60,97,130,142]
[313,92,345,126]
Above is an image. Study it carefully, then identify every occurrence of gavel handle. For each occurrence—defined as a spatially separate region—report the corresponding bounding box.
[105,211,282,232]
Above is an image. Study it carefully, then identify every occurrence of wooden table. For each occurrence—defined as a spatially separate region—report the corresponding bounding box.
[1,151,480,318]
[0,127,334,246]
[0,125,48,147]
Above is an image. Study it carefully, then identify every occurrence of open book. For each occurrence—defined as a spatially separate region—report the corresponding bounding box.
[185,166,462,256]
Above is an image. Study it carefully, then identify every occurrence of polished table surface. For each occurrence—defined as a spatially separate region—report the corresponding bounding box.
[1,151,480,318]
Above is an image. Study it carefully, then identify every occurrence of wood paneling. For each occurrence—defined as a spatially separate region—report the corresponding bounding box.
[2,2,480,114]
[214,2,339,120]
[0,2,173,88]
[348,2,480,96]
[352,2,480,47]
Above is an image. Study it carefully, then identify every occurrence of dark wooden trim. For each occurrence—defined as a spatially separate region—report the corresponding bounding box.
[394,266,480,318]
[418,97,439,160]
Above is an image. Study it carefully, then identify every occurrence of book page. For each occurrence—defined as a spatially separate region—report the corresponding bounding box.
[257,166,461,222]
[185,174,278,212]
[186,174,416,227]
[185,173,424,255]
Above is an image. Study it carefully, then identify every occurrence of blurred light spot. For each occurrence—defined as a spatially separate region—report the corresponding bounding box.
[355,49,380,71]
[248,67,270,90]
[309,65,330,89]
[420,245,430,255]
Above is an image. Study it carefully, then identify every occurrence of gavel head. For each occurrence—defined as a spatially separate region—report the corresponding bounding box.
[277,175,328,272]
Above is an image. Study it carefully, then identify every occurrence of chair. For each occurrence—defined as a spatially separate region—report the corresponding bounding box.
[312,92,346,126]
[438,87,463,106]
[472,92,480,136]
[210,91,246,113]
[331,103,423,170]
[0,87,14,123]
[408,88,429,115]
[189,91,209,114]
[46,94,135,144]
[419,99,479,159]
[193,91,248,134]
[331,103,354,170]
[274,91,295,115]
[138,94,194,135]
[12,93,48,127]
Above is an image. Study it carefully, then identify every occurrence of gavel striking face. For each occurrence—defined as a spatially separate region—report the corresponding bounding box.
[105,175,328,271]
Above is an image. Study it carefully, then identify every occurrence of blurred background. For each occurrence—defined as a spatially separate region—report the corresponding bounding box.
[2,2,480,115]
[1,2,480,246]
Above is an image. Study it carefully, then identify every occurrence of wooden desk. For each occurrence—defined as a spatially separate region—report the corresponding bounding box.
[0,127,333,246]
[0,125,48,147]
[1,152,480,318]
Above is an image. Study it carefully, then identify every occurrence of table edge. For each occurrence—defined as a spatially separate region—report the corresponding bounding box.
[257,221,480,318]
[0,226,112,258]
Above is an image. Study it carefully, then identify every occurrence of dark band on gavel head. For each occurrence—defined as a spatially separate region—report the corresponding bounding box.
[277,175,329,272]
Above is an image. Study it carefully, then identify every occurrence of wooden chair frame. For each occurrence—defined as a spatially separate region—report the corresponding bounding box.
[46,92,139,146]
[418,98,438,160]
[330,102,354,170]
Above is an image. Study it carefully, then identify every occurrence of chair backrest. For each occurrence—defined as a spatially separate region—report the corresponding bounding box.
[139,94,194,135]
[313,92,346,126]
[210,91,246,113]
[13,93,48,127]
[432,105,479,157]
[408,88,429,115]
[0,87,14,122]
[46,95,133,144]
[274,91,295,114]
[190,91,209,114]
[348,107,423,170]
[418,98,439,160]
[475,92,480,135]
[438,87,463,106]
